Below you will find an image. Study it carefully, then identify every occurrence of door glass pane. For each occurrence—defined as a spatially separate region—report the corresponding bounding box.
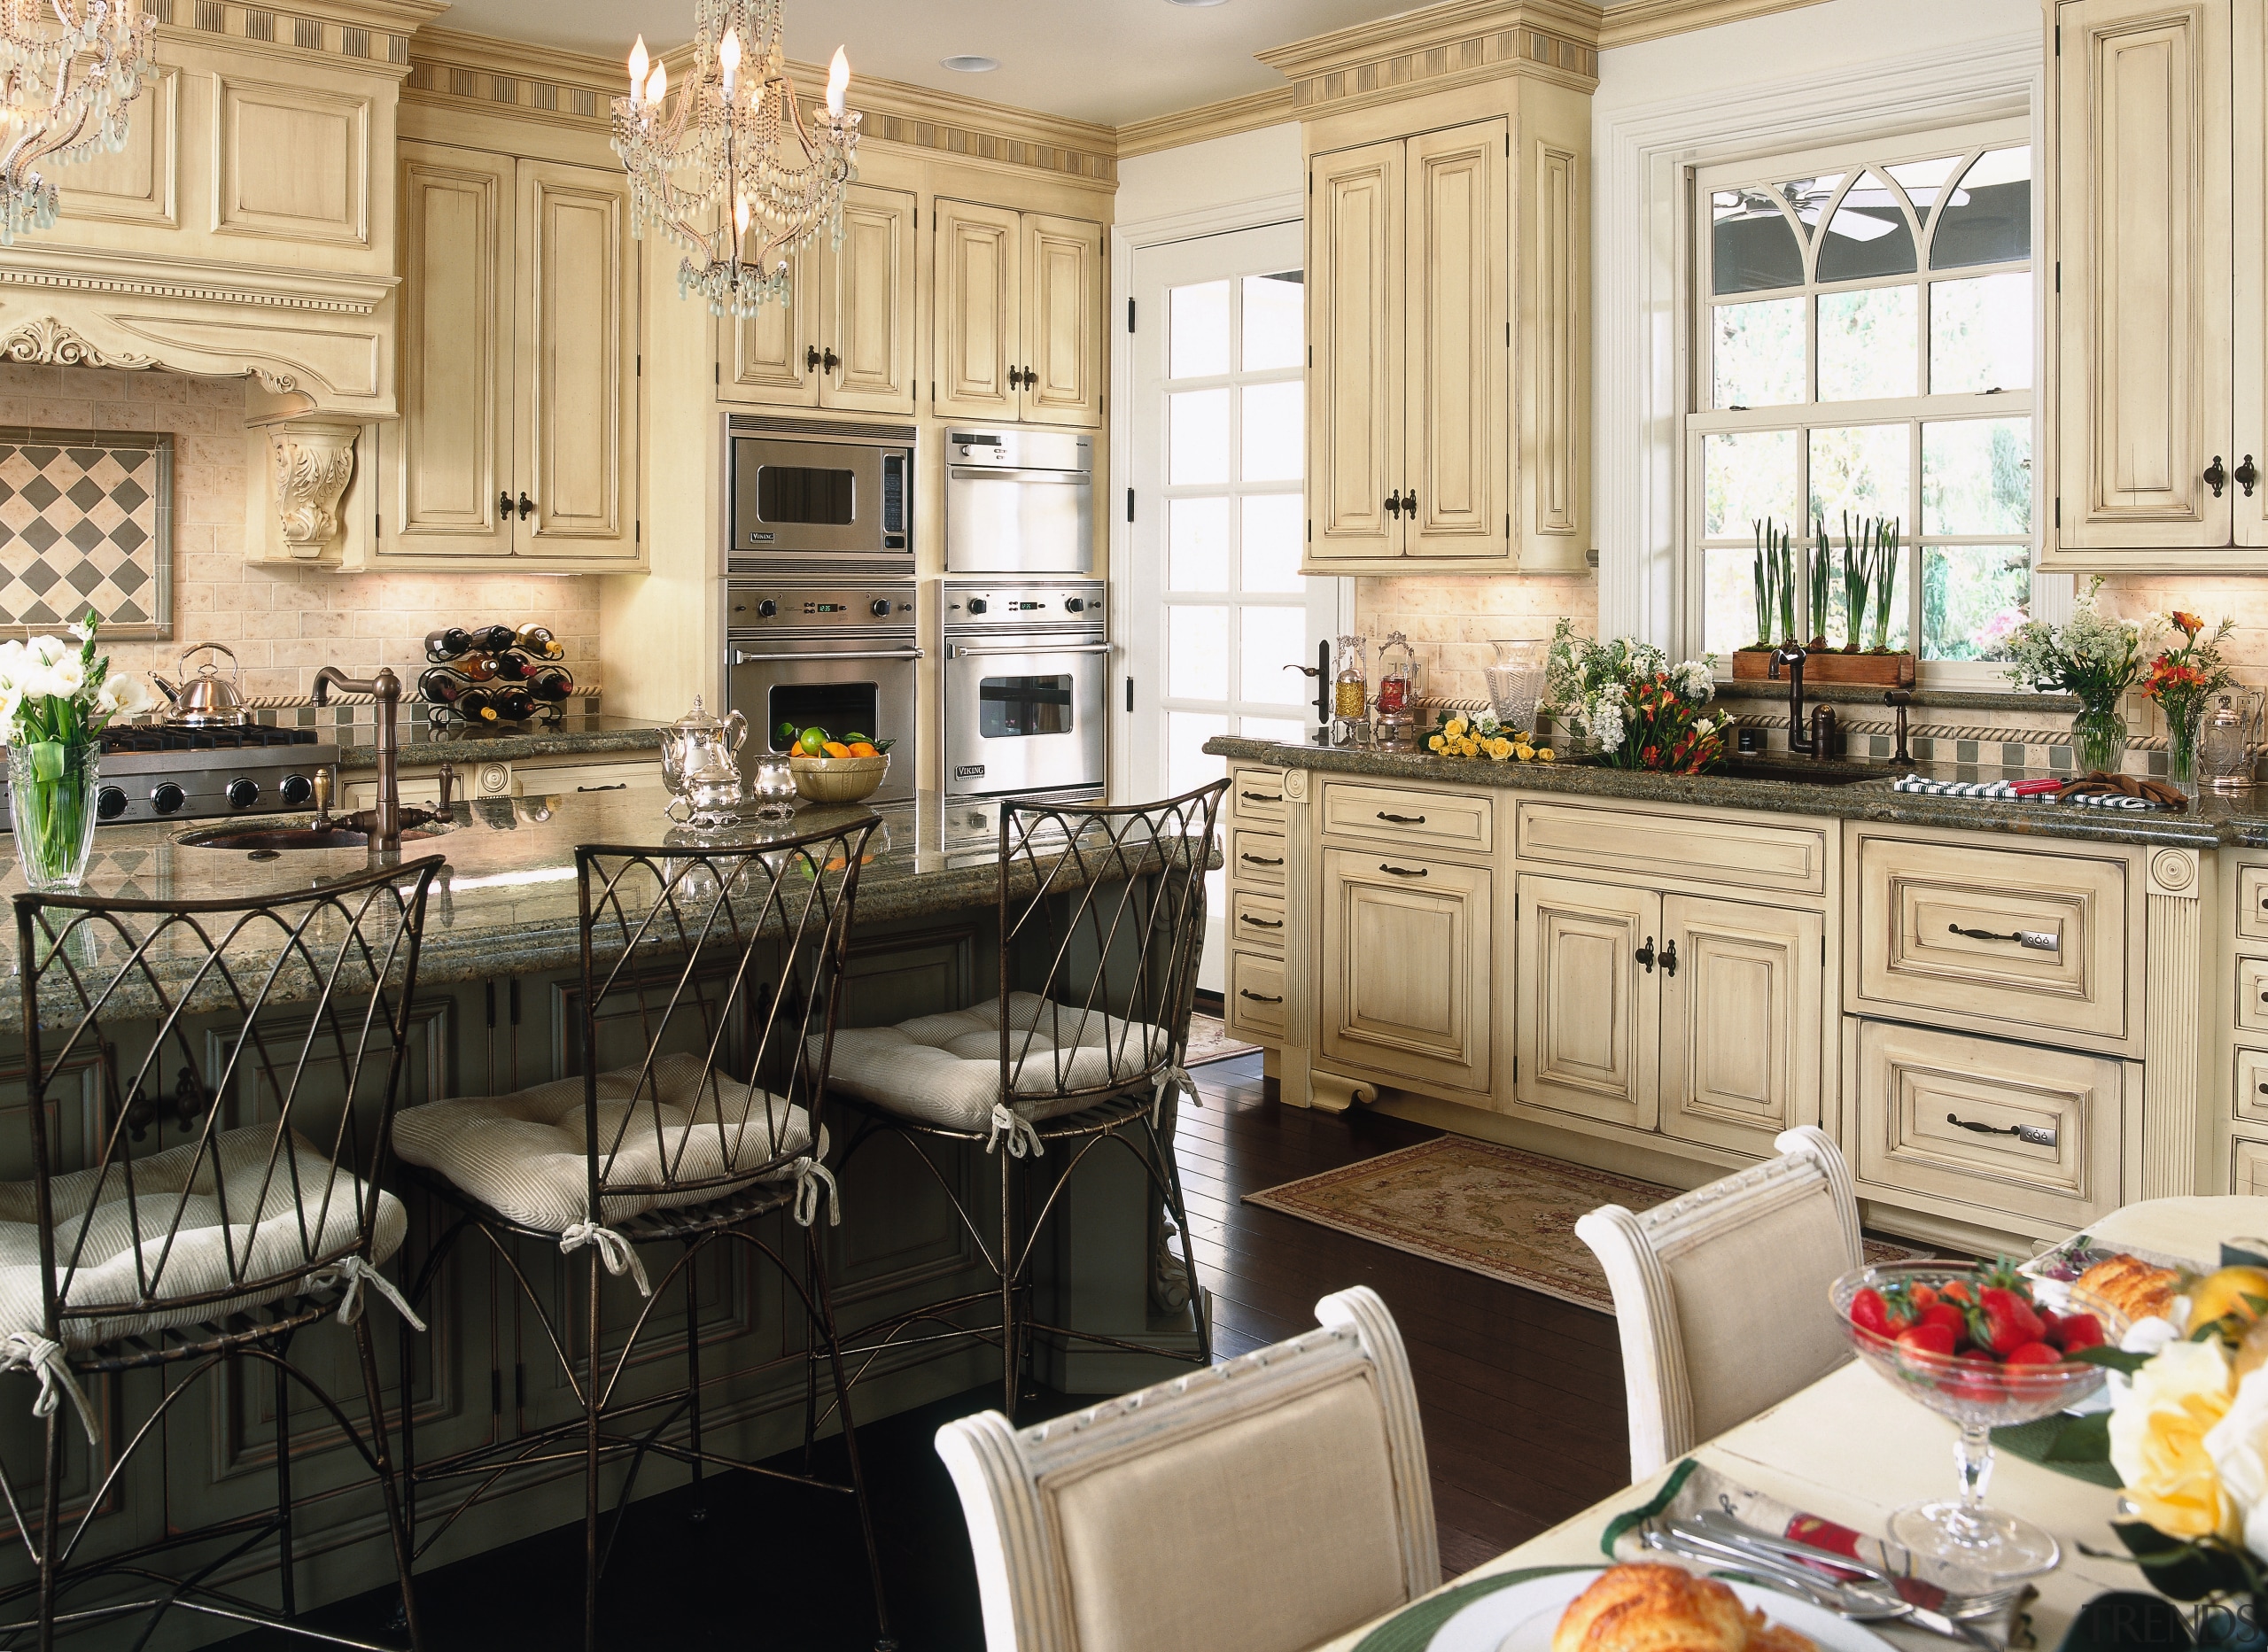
[1167,711,1228,795]
[1169,281,1230,378]
[1169,498,1229,592]
[1922,545,2031,660]
[1809,424,1910,524]
[978,675,1075,738]
[1241,381,1302,481]
[1239,715,1308,745]
[1241,606,1308,704]
[1817,285,1916,401]
[1704,430,1799,536]
[1922,417,2031,535]
[1713,297,1806,407]
[1242,272,1303,371]
[1816,172,1917,283]
[1930,147,2031,269]
[1930,271,2031,392]
[1168,606,1228,699]
[1711,188,1805,293]
[1887,155,1964,221]
[1169,390,1230,484]
[1703,545,1767,656]
[1241,494,1304,592]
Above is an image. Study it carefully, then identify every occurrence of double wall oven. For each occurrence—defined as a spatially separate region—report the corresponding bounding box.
[939,579,1107,849]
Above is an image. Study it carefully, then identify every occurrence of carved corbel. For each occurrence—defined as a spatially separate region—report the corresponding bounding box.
[266,421,359,555]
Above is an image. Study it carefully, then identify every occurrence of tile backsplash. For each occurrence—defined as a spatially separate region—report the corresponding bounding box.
[1355,573,1596,705]
[0,364,599,702]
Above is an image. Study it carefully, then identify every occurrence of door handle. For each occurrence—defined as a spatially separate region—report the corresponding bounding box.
[2241,455,2259,498]
[1635,937,1656,973]
[1378,863,1428,878]
[2209,455,2229,498]
[1946,922,2059,952]
[1946,1112,2058,1148]
[1660,938,1679,977]
[729,648,926,664]
[517,492,535,519]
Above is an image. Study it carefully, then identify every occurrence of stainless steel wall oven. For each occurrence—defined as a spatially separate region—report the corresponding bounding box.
[726,578,919,807]
[726,413,913,573]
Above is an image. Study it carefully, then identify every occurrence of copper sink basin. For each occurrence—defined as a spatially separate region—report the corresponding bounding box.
[175,826,446,851]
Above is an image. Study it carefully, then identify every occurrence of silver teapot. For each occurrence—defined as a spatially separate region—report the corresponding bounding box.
[659,697,748,827]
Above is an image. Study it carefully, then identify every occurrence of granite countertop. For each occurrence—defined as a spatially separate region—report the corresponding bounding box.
[1205,735,2268,850]
[328,712,668,770]
[0,788,1204,1032]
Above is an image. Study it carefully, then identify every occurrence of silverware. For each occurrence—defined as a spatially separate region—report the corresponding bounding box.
[1646,1522,2000,1650]
[1683,1510,2024,1618]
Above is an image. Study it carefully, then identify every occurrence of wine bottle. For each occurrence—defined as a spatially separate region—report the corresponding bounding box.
[423,626,472,662]
[418,668,501,722]
[487,649,536,682]
[527,664,575,703]
[471,624,516,653]
[489,684,537,722]
[515,624,564,660]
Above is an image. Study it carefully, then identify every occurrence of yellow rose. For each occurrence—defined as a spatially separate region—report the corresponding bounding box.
[1460,738,1480,758]
[1428,733,1447,753]
[2111,1340,2241,1540]
[1514,742,1535,761]
[1538,748,1556,762]
[1487,736,1513,760]
[1443,717,1468,740]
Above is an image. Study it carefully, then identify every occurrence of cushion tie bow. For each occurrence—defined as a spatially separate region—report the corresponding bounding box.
[560,1221,652,1297]
[0,1332,97,1444]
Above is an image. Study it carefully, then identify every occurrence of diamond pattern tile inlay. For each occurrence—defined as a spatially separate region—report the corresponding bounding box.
[0,430,171,640]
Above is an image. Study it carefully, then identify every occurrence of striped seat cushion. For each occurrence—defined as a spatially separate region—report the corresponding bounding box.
[820,992,1170,1134]
[0,1127,405,1352]
[392,1052,812,1234]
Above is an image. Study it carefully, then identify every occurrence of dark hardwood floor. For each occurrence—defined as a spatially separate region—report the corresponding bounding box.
[218,1051,1632,1648]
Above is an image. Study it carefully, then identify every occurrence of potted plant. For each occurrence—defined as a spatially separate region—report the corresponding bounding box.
[2146,609,2236,787]
[1545,620,1731,774]
[2005,578,2156,774]
[1731,515,1915,686]
[0,614,149,890]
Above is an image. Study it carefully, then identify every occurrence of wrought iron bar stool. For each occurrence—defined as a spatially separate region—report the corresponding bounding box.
[1,856,445,1652]
[827,780,1228,1417]
[387,820,890,1652]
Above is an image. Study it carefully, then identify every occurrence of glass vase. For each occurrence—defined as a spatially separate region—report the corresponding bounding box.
[2165,699,2206,787]
[8,741,99,891]
[2070,706,2129,776]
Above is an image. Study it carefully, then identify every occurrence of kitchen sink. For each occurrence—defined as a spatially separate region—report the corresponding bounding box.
[1713,756,1886,787]
[175,826,447,851]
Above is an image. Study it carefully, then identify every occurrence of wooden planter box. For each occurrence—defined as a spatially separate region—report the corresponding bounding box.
[1731,648,1915,688]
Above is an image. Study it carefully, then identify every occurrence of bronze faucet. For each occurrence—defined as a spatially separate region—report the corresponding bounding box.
[1767,643,1839,762]
[311,666,455,851]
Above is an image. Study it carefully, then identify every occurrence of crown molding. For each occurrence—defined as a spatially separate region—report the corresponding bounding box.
[149,0,444,72]
[1115,86,1295,159]
[1596,0,1833,49]
[1256,1,1601,115]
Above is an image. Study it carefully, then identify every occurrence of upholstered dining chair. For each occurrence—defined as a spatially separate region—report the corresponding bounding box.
[1575,1125,1865,1481]
[3,856,445,1652]
[386,820,890,1652]
[936,1284,1437,1652]
[825,780,1228,1418]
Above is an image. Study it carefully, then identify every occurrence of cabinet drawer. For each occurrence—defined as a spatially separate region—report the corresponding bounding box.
[2241,957,2268,1035]
[1230,765,1286,826]
[2236,1047,2268,1127]
[514,758,666,798]
[2240,865,2268,941]
[1227,824,1286,887]
[2238,1140,2268,1198]
[1851,830,2133,1048]
[1518,802,1825,896]
[1850,1020,2125,1229]
[1319,780,1492,854]
[1225,949,1285,1043]
[1229,888,1286,950]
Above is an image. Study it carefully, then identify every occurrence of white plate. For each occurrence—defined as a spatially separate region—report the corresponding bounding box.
[1426,1567,1899,1652]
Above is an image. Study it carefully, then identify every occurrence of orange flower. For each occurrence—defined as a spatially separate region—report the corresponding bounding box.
[2173,610,2206,637]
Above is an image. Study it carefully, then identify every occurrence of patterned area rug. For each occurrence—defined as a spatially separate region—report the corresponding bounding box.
[1185,1011,1261,1068]
[1245,1136,1922,1314]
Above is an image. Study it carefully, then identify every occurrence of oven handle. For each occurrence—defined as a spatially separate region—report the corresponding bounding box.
[948,467,1092,485]
[729,648,926,664]
[946,642,1112,659]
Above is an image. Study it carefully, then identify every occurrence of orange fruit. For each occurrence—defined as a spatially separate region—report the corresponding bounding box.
[847,741,877,756]
[822,741,850,758]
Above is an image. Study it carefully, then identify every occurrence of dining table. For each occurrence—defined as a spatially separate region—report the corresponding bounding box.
[1318,1195,2268,1652]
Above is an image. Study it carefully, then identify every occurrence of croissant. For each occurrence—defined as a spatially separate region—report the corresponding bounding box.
[2074,1253,2179,1323]
[1554,1563,1817,1652]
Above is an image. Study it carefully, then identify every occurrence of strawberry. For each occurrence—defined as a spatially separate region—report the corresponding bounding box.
[1850,1287,1895,1338]
[2003,1341,2065,1367]
[1938,1279,1976,1307]
[1918,1301,1970,1346]
[1977,1286,2047,1355]
[1909,1284,1941,1312]
[1897,1322,1957,1361]
[2054,1311,2107,1353]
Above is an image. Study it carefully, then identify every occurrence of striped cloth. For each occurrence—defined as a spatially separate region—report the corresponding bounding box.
[1890,773,2166,810]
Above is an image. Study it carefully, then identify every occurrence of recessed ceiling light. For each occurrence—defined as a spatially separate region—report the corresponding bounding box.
[941,54,999,72]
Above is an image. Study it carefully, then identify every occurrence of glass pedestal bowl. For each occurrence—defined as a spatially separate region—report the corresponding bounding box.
[1831,1261,2117,1583]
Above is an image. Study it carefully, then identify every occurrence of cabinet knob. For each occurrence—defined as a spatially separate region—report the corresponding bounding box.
[1635,937,1656,973]
[517,492,535,520]
[1384,492,1402,519]
[499,491,513,519]
[2208,455,2229,498]
[2241,455,2259,498]
[1659,938,1679,977]
[1400,489,1417,516]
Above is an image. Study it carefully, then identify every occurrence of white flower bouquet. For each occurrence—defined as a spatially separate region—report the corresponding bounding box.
[2,614,150,888]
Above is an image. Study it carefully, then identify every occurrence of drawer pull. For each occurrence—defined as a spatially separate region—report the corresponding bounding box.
[1379,863,1428,878]
[1239,914,1284,929]
[1946,1112,2058,1148]
[1239,789,1278,803]
[1377,810,1427,825]
[1946,922,2059,953]
[1239,989,1284,1004]
[578,783,628,793]
[1239,852,1284,867]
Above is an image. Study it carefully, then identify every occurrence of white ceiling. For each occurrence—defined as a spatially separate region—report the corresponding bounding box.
[431,0,1427,128]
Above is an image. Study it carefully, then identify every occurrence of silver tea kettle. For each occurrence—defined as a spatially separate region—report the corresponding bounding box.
[150,643,252,727]
[659,697,749,827]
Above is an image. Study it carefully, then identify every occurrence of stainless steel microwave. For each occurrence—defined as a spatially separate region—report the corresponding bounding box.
[726,414,913,573]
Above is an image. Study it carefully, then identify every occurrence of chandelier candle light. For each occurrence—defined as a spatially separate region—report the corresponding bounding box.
[0,0,155,244]
[613,0,858,318]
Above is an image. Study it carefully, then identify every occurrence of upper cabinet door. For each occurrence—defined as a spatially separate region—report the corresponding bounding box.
[1021,213,1104,427]
[516,159,639,561]
[1403,120,1507,560]
[393,142,515,556]
[1516,874,1659,1131]
[1307,140,1404,562]
[934,199,1022,420]
[2233,3,2268,546]
[720,242,819,408]
[2056,0,2233,550]
[824,184,918,416]
[1658,894,1823,1155]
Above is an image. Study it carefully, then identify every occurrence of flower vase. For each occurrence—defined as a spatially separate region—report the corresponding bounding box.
[2166,700,2206,787]
[2070,706,2130,775]
[8,741,99,891]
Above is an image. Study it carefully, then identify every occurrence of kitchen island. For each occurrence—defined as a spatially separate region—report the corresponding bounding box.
[0,787,1200,1640]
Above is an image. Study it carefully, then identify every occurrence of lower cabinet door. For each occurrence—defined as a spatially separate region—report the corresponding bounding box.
[1659,894,1823,1153]
[1516,874,1658,1129]
[1320,848,1491,1092]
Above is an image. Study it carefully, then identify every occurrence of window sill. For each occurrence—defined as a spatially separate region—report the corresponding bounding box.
[1713,681,2078,714]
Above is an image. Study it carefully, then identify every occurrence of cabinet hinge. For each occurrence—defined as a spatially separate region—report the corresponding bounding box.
[1126,488,1135,524]
[636,520,641,543]
[2054,262,2061,293]
[1821,935,1826,966]
[636,353,641,377]
[374,513,380,538]
[2054,498,2061,528]
[1505,133,1511,156]
[714,361,719,384]
[1127,298,1136,333]
[1505,514,1511,538]
[2054,22,2060,53]
[1306,519,1313,543]
[1506,322,1511,346]
[1125,676,1134,713]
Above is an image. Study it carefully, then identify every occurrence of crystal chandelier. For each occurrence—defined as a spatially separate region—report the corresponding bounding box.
[611,0,858,319]
[0,0,156,244]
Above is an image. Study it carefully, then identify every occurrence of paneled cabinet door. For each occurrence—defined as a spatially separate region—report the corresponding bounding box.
[1516,875,1658,1130]
[516,159,640,561]
[393,142,515,555]
[934,199,1022,420]
[1658,895,1823,1154]
[2233,2,2268,546]
[1319,849,1491,1093]
[827,184,918,415]
[1307,140,1404,562]
[720,242,819,407]
[2056,0,2233,550]
[1022,213,1104,427]
[1403,119,1507,560]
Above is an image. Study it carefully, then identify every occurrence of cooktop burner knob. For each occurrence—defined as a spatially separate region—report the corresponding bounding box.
[1064,597,1087,613]
[966,597,989,615]
[151,782,186,815]
[96,786,127,821]
[870,598,892,618]
[280,772,314,806]
[226,778,260,810]
[756,599,779,618]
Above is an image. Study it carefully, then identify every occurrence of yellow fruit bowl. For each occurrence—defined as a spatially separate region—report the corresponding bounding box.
[789,752,890,804]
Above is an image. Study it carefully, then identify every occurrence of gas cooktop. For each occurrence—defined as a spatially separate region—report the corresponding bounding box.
[1,722,338,826]
[97,725,323,754]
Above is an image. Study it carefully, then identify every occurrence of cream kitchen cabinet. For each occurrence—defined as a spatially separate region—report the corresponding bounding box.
[386,142,640,569]
[720,183,918,417]
[1320,846,1493,1095]
[932,200,1103,428]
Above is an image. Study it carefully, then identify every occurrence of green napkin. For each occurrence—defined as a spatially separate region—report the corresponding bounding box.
[1350,1565,1590,1652]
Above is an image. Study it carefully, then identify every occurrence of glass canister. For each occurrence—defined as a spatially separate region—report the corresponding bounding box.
[2201,689,2266,791]
[1374,632,1418,749]
[1332,634,1369,746]
[1485,639,1550,736]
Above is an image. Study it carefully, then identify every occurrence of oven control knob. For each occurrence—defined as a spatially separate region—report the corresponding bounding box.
[280,773,314,806]
[226,778,260,810]
[870,598,892,618]
[96,786,127,821]
[151,782,186,815]
[757,600,779,618]
[1064,597,1087,613]
[966,598,989,615]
